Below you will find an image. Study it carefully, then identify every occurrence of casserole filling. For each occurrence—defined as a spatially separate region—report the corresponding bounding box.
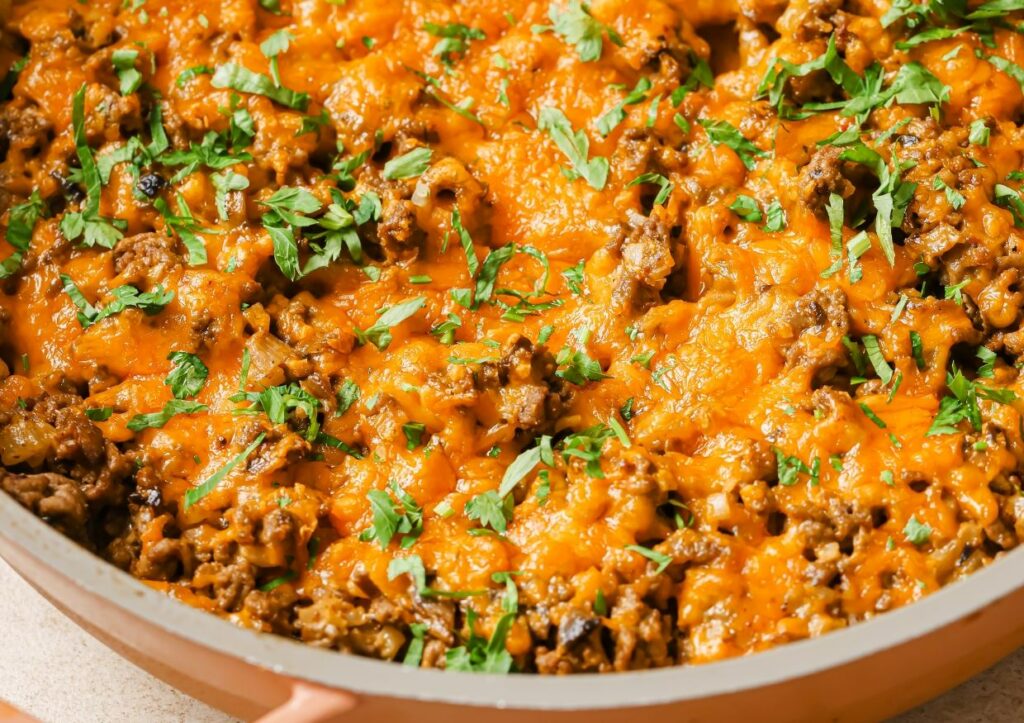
[0,0,1023,672]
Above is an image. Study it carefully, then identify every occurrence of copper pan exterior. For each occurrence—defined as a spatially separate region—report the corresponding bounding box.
[2,494,1024,721]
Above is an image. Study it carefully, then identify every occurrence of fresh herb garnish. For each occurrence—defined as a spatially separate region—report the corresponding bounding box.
[535,1,622,62]
[354,297,426,350]
[698,118,767,170]
[183,432,265,509]
[127,399,208,431]
[61,275,173,329]
[383,147,432,180]
[624,543,671,574]
[538,107,609,190]
[210,63,310,110]
[361,481,424,549]
[112,49,143,95]
[165,352,208,399]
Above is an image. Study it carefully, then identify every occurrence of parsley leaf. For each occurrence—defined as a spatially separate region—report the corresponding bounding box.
[555,345,609,384]
[561,423,615,477]
[537,1,621,62]
[383,147,432,180]
[465,490,513,532]
[699,118,767,170]
[624,544,671,574]
[424,22,485,66]
[729,194,762,222]
[627,172,672,206]
[862,335,894,384]
[995,183,1024,227]
[361,481,423,549]
[85,407,113,421]
[839,142,917,265]
[112,49,143,95]
[933,176,966,209]
[773,446,811,486]
[127,399,207,431]
[336,379,360,415]
[538,107,609,190]
[232,382,322,441]
[61,275,173,329]
[211,170,250,221]
[354,297,426,350]
[927,366,1016,436]
[499,440,551,497]
[165,352,208,399]
[596,77,651,136]
[210,63,310,111]
[183,432,265,509]
[0,191,45,278]
[61,86,125,249]
[903,516,932,545]
[445,609,515,673]
[762,201,786,232]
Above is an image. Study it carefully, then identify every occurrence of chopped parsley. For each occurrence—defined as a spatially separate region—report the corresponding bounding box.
[0,191,45,279]
[698,118,767,170]
[627,172,672,206]
[127,399,207,431]
[183,432,265,509]
[537,107,609,190]
[624,544,671,574]
[112,48,143,95]
[165,352,208,399]
[354,296,426,350]
[465,490,513,532]
[596,77,651,136]
[535,1,622,62]
[383,147,432,180]
[361,481,424,549]
[210,63,309,110]
[903,516,932,546]
[61,275,173,329]
[729,194,762,222]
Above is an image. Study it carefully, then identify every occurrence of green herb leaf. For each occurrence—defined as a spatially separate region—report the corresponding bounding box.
[112,48,143,95]
[499,443,546,497]
[354,297,426,350]
[762,201,786,232]
[403,623,428,667]
[627,172,672,206]
[361,482,424,549]
[210,63,310,110]
[698,118,767,170]
[465,490,512,532]
[183,432,265,509]
[729,194,762,222]
[85,407,113,421]
[127,399,208,431]
[596,77,651,136]
[165,352,208,400]
[383,147,432,180]
[903,515,932,545]
[538,107,609,190]
[538,1,621,62]
[61,275,173,329]
[624,544,671,574]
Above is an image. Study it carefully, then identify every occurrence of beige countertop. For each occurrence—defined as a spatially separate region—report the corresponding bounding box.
[0,555,1021,722]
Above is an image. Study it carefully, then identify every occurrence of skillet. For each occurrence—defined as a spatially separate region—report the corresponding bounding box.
[2,490,1023,722]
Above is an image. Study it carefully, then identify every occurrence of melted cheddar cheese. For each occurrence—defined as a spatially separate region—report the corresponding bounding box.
[1,0,1023,672]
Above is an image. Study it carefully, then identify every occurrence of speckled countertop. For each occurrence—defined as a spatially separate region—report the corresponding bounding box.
[0,555,1021,723]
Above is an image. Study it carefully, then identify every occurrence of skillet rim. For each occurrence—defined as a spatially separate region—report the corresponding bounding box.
[1,490,1023,711]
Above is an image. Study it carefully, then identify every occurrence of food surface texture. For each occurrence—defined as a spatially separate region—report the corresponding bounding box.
[1,0,1024,673]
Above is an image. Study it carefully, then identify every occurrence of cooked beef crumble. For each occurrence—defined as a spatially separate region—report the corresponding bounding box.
[0,0,1023,673]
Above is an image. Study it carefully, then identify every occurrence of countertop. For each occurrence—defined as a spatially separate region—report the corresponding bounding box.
[0,555,1021,722]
